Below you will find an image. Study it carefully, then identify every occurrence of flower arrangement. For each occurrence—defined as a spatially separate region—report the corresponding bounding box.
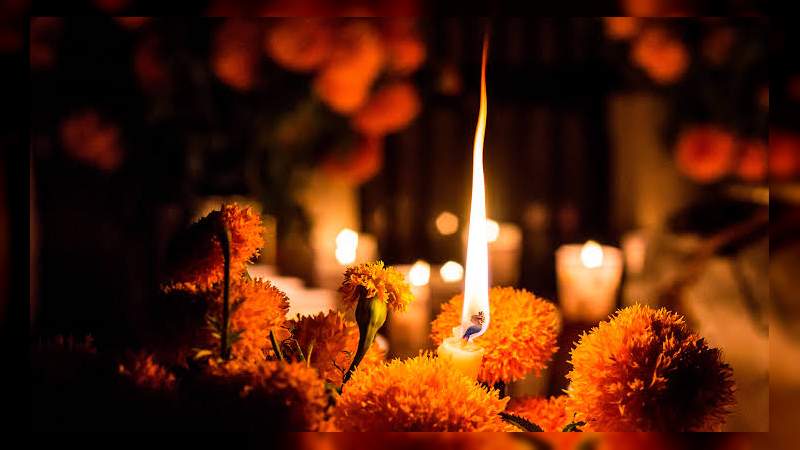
[603,17,773,185]
[31,201,737,432]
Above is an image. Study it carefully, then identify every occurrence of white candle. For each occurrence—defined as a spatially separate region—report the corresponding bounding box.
[437,328,485,380]
[556,240,623,322]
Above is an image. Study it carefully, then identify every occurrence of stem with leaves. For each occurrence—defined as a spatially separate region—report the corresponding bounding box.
[342,286,387,386]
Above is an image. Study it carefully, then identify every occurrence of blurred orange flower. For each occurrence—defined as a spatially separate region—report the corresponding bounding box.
[288,310,385,385]
[265,18,331,72]
[702,27,736,66]
[59,110,124,172]
[212,19,262,91]
[162,203,265,293]
[603,17,640,40]
[30,17,62,70]
[352,81,420,137]
[314,21,384,114]
[675,125,736,183]
[134,34,170,93]
[506,395,574,431]
[770,130,800,181]
[736,140,767,182]
[431,287,561,385]
[631,27,689,85]
[566,305,735,431]
[321,135,384,185]
[383,21,426,74]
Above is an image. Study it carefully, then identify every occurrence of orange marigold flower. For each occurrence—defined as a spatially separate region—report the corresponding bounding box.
[736,140,767,182]
[339,261,413,313]
[212,19,262,91]
[59,109,124,172]
[383,22,426,74]
[162,203,265,293]
[204,359,328,431]
[506,395,573,432]
[332,353,510,431]
[431,287,561,385]
[288,310,385,385]
[769,130,800,181]
[603,17,640,40]
[352,81,421,137]
[264,18,331,72]
[321,135,384,185]
[675,125,736,183]
[566,304,736,431]
[118,352,176,392]
[314,21,384,114]
[202,277,290,362]
[631,27,689,85]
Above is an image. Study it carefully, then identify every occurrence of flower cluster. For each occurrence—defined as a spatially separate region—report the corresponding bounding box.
[339,261,413,313]
[264,18,425,185]
[200,277,290,363]
[202,359,329,431]
[162,203,264,294]
[288,310,385,385]
[566,304,735,431]
[431,287,561,385]
[332,353,510,431]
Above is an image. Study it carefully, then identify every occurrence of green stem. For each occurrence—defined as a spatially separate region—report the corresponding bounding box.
[342,287,387,386]
[218,223,233,360]
[292,339,305,363]
[269,329,284,361]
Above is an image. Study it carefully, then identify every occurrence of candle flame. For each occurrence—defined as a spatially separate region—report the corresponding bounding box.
[461,32,490,340]
[580,240,604,268]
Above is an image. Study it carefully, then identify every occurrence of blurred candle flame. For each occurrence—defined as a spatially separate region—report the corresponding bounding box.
[408,260,431,286]
[580,240,604,268]
[461,32,491,340]
[335,228,359,265]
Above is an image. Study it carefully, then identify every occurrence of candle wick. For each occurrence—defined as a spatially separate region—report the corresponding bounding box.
[462,311,485,341]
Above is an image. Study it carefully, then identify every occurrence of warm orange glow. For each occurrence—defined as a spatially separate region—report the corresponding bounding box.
[461,32,491,340]
[435,211,459,235]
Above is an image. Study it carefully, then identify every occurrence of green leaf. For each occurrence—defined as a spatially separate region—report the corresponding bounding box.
[499,412,544,432]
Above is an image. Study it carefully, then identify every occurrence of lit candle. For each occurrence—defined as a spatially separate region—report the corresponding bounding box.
[437,32,491,380]
[556,240,623,322]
